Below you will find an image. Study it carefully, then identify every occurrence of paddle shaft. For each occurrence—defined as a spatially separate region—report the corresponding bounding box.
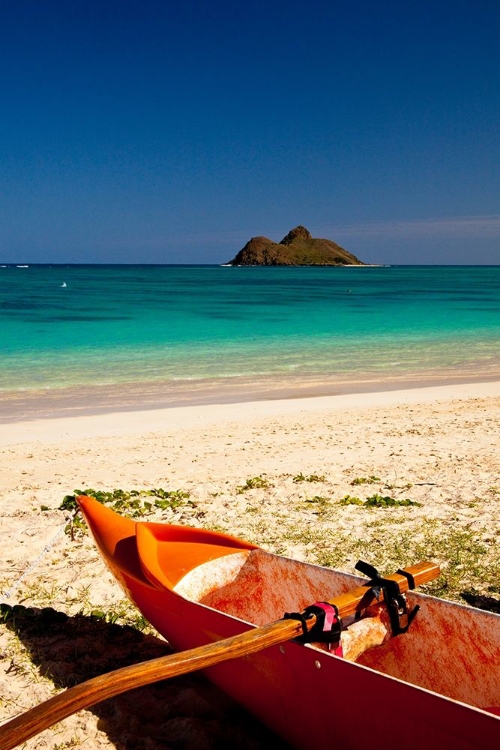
[0,560,439,750]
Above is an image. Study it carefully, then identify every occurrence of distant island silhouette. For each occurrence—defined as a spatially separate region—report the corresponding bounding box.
[226,225,364,266]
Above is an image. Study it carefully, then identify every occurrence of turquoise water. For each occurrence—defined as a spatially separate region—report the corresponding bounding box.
[1,264,500,392]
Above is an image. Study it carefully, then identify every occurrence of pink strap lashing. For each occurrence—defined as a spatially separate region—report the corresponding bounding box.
[312,602,343,657]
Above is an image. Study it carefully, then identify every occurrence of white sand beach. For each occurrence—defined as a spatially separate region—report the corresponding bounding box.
[1,381,500,748]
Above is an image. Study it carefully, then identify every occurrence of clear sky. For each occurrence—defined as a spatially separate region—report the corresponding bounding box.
[1,0,499,264]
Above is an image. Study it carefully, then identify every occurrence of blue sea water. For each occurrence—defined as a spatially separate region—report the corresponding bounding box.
[1,264,500,394]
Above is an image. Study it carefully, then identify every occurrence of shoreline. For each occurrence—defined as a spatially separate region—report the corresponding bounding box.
[1,377,500,445]
[1,366,500,425]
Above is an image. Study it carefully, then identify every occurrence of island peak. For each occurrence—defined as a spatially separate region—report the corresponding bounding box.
[280,225,312,245]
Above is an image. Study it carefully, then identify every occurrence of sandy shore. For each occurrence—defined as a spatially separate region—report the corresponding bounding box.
[1,380,500,748]
[3,365,500,423]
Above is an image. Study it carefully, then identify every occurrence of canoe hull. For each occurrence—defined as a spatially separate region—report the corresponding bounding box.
[79,496,500,749]
[124,573,500,750]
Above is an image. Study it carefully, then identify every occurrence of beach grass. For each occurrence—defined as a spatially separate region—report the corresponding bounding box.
[57,479,500,611]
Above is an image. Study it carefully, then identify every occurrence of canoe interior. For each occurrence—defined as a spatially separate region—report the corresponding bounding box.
[170,547,500,712]
[79,496,500,720]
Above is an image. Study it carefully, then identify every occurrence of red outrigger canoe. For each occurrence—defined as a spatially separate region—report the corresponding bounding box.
[78,495,500,749]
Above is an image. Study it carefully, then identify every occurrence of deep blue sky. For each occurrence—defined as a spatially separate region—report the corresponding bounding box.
[1,0,499,264]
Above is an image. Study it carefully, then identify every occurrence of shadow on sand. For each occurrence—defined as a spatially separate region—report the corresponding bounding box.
[1,604,291,750]
[460,592,500,614]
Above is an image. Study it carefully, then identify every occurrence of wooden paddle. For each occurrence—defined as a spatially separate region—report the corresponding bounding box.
[0,560,439,750]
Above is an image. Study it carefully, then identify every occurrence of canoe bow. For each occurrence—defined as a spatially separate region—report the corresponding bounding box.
[0,559,439,750]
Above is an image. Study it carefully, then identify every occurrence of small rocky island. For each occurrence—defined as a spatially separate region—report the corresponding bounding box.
[226,225,363,266]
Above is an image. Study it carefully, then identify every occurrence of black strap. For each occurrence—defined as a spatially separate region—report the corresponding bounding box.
[396,568,416,589]
[355,560,379,580]
[283,610,310,638]
[355,560,420,636]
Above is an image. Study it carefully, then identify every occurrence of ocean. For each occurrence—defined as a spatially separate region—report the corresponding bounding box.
[1,264,500,406]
